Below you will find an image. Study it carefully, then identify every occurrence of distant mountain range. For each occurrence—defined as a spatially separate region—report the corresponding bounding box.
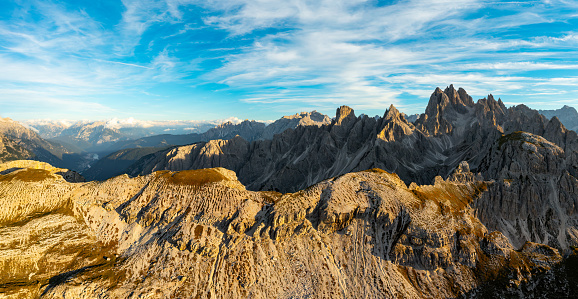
[3,111,331,176]
[5,99,576,181]
[82,111,330,180]
[22,118,247,152]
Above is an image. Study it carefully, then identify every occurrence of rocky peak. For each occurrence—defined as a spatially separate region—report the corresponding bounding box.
[547,116,565,132]
[474,94,507,128]
[307,111,330,123]
[415,87,454,136]
[447,161,482,183]
[383,104,401,121]
[425,87,450,116]
[377,104,416,142]
[444,84,473,113]
[458,87,475,106]
[291,111,331,127]
[216,121,234,128]
[334,105,356,125]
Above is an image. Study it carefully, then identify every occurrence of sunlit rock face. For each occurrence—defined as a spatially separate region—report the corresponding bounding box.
[0,161,572,298]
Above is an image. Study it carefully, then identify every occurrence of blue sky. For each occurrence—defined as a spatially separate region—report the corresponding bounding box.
[0,0,577,121]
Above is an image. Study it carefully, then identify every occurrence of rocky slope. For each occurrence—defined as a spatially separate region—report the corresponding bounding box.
[0,134,33,162]
[48,121,126,152]
[473,132,578,252]
[0,161,570,298]
[82,147,171,181]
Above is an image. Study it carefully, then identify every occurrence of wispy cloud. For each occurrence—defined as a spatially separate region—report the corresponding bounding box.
[1,0,577,120]
[190,0,578,112]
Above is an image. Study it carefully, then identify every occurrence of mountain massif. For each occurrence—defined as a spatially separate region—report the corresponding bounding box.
[1,85,577,298]
[1,160,576,298]
[128,86,578,193]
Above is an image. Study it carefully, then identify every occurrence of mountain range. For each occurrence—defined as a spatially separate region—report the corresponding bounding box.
[128,86,578,193]
[0,85,577,298]
[82,111,330,180]
[0,117,76,168]
[22,118,247,152]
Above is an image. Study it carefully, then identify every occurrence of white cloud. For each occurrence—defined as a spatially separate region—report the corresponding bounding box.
[458,61,578,71]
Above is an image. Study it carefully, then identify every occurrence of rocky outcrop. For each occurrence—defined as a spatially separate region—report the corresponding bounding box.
[377,105,416,142]
[0,161,566,298]
[0,160,85,183]
[473,131,578,252]
[414,84,475,136]
[261,111,331,140]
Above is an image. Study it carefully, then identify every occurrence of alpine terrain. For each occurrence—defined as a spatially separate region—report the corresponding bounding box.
[0,86,577,298]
